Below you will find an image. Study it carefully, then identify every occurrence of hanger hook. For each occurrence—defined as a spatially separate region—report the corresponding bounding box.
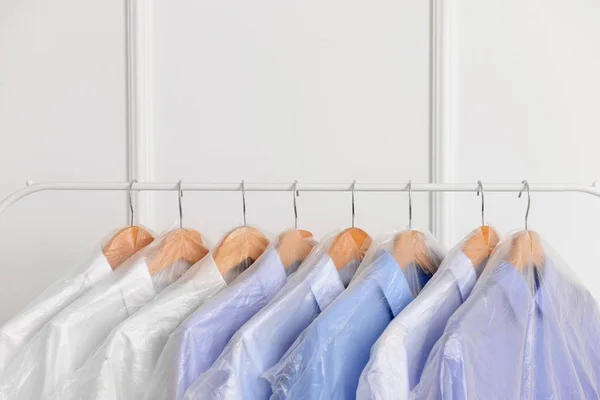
[241,180,247,225]
[518,180,531,230]
[476,180,485,226]
[293,180,299,229]
[177,180,184,228]
[128,179,137,226]
[407,181,413,229]
[351,180,356,228]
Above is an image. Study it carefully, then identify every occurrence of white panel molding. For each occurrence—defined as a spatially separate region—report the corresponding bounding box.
[126,0,154,228]
[430,0,459,248]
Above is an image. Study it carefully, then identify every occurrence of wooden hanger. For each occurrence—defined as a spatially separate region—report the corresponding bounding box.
[147,181,209,276]
[463,226,500,267]
[276,182,316,268]
[213,226,270,277]
[508,230,544,271]
[213,182,270,277]
[277,229,315,269]
[391,181,436,274]
[147,228,209,275]
[392,230,436,274]
[462,182,500,267]
[329,228,372,269]
[103,181,154,269]
[508,181,544,271]
[103,226,155,269]
[328,182,372,269]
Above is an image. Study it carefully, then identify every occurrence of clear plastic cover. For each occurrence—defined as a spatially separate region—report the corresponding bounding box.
[0,226,155,374]
[264,228,445,400]
[358,226,498,400]
[144,229,316,400]
[0,229,200,400]
[50,248,242,400]
[182,230,368,400]
[411,230,600,400]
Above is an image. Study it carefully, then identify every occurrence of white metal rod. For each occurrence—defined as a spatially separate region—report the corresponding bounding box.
[1,181,600,217]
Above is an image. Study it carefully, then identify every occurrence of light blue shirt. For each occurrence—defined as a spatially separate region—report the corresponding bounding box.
[358,250,477,399]
[265,250,432,400]
[184,254,357,400]
[144,248,291,400]
[411,260,600,400]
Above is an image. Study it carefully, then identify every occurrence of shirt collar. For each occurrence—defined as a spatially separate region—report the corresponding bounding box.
[118,255,157,315]
[86,250,113,283]
[362,250,414,318]
[446,250,477,301]
[306,255,346,312]
[250,247,287,292]
[181,253,227,288]
[491,260,560,327]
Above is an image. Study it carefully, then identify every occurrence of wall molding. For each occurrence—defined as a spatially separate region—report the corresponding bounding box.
[125,0,154,229]
[430,0,459,248]
[125,0,456,237]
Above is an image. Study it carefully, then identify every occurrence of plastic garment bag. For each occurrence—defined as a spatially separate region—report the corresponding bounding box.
[265,228,445,400]
[51,248,244,400]
[0,228,154,374]
[0,232,194,400]
[358,227,494,400]
[144,230,316,400]
[183,231,365,400]
[411,231,600,400]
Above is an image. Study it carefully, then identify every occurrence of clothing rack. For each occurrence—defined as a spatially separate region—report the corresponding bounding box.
[2,180,600,217]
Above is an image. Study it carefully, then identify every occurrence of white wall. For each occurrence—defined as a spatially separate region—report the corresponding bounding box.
[448,0,600,300]
[0,0,599,322]
[0,0,128,323]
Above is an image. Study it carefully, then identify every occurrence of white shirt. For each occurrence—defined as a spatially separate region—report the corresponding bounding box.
[0,245,190,400]
[52,254,227,400]
[184,253,356,400]
[0,250,112,374]
[357,250,476,400]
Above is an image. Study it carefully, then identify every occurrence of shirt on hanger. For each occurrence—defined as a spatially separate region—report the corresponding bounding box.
[184,252,360,400]
[411,260,600,400]
[0,243,190,400]
[50,253,227,400]
[0,250,112,373]
[144,247,292,400]
[357,250,478,400]
[264,250,433,400]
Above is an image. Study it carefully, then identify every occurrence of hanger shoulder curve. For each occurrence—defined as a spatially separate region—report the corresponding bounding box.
[103,226,155,269]
[392,230,436,274]
[214,226,269,277]
[508,230,544,271]
[147,228,208,276]
[329,228,371,270]
[462,225,500,268]
[277,229,315,269]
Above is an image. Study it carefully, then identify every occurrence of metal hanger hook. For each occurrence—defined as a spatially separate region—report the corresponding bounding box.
[241,180,247,225]
[177,180,184,228]
[351,180,356,228]
[407,180,413,229]
[293,180,299,229]
[476,180,485,226]
[128,179,137,226]
[518,180,531,230]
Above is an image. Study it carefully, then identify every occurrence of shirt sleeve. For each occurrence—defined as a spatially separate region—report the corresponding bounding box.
[356,325,410,400]
[410,333,468,400]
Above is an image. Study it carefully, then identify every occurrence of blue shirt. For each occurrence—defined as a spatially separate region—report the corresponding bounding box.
[411,260,600,400]
[144,248,290,400]
[184,254,357,400]
[358,250,477,399]
[265,251,432,400]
